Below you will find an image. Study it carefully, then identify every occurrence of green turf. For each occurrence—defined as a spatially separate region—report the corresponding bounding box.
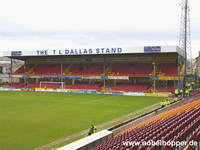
[0,91,163,150]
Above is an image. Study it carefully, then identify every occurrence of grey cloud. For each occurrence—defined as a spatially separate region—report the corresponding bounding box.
[0,25,199,46]
[0,28,178,39]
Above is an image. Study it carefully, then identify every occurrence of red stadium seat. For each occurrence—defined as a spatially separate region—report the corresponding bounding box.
[69,64,104,76]
[91,100,200,150]
[159,63,178,76]
[65,83,101,90]
[110,63,153,76]
[158,86,175,93]
[15,64,34,74]
[33,64,61,75]
[112,84,151,93]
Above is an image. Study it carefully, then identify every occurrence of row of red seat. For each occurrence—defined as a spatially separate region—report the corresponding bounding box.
[69,64,103,75]
[112,84,151,93]
[65,83,101,90]
[8,83,175,92]
[8,83,101,90]
[15,65,34,74]
[15,63,178,76]
[110,63,153,76]
[9,83,25,88]
[159,63,178,76]
[33,64,62,75]
[157,86,175,93]
[92,100,200,150]
[8,83,61,89]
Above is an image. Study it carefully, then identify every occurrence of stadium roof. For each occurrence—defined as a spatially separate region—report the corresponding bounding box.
[3,45,184,58]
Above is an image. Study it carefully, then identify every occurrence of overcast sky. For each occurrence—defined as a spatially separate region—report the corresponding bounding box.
[0,0,199,57]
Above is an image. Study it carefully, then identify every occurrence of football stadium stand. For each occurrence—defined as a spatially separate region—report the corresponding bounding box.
[2,46,187,94]
[11,62,179,93]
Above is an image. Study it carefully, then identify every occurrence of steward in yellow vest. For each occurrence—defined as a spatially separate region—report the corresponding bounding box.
[185,89,189,97]
[173,97,179,102]
[180,89,183,97]
[174,89,179,97]
[160,100,165,108]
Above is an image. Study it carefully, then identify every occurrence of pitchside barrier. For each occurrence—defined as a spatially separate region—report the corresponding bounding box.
[57,130,113,150]
[0,87,170,97]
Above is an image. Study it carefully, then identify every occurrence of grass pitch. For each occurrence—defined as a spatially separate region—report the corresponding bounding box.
[0,91,163,150]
